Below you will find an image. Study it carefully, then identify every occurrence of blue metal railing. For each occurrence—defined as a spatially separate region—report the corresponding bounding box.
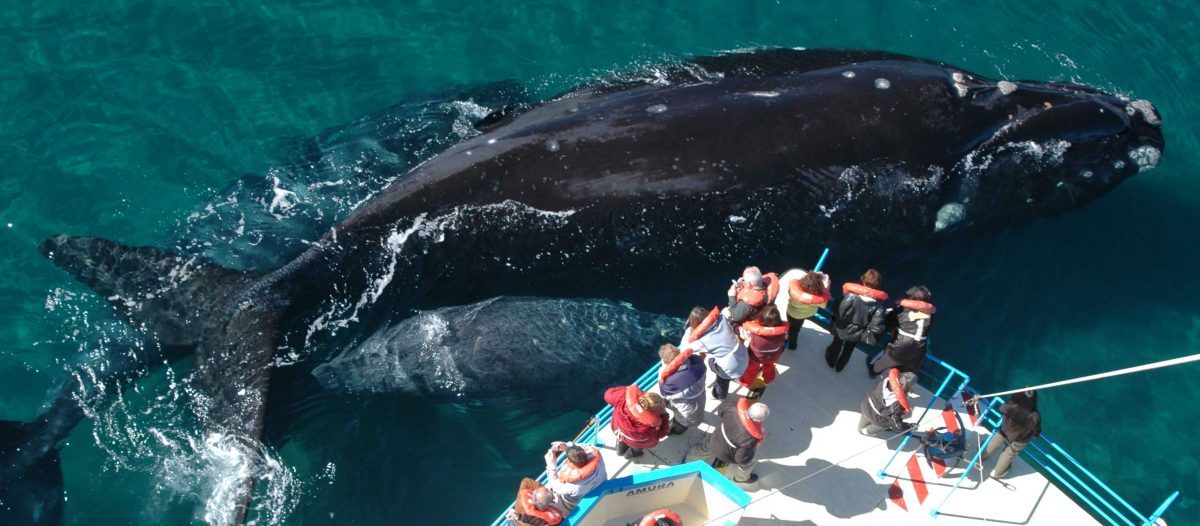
[489,247,1179,525]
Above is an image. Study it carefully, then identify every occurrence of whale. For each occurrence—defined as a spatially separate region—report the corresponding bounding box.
[15,48,1163,524]
[312,296,681,398]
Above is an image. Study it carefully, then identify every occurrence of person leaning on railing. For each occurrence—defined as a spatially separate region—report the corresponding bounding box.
[506,478,563,526]
[859,368,917,436]
[869,285,936,377]
[981,390,1042,479]
[542,441,606,513]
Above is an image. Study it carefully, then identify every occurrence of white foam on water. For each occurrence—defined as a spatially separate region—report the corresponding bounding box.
[746,91,780,98]
[266,176,297,218]
[727,215,747,224]
[646,104,668,114]
[874,78,891,89]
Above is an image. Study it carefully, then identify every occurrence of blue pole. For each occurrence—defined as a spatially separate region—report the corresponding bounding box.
[931,421,1002,518]
[813,247,830,272]
[1144,491,1179,526]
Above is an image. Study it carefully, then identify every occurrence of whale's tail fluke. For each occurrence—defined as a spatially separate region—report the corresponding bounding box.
[36,235,293,525]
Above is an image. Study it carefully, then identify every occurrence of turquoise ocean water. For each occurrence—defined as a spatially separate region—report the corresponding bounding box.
[0,1,1197,524]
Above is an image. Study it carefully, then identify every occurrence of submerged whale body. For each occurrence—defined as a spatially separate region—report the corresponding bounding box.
[313,296,680,398]
[19,48,1164,524]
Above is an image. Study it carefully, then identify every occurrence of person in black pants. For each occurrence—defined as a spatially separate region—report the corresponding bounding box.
[825,269,888,372]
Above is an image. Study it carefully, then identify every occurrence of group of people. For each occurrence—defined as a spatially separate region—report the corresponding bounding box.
[508,265,1041,526]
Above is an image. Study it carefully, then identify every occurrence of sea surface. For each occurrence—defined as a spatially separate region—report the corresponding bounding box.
[1,1,1197,524]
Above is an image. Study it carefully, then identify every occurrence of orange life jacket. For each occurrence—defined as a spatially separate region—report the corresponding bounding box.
[658,347,694,383]
[741,320,789,337]
[520,488,563,525]
[899,298,936,314]
[660,306,719,382]
[737,397,765,443]
[638,508,683,526]
[556,445,601,484]
[842,282,889,302]
[886,368,913,413]
[735,272,780,308]
[625,385,662,427]
[789,280,832,305]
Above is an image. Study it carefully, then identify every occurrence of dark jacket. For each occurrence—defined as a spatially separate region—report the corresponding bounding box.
[873,307,933,373]
[999,400,1042,443]
[604,387,670,449]
[832,292,887,344]
[659,355,706,402]
[861,374,910,431]
[709,398,761,466]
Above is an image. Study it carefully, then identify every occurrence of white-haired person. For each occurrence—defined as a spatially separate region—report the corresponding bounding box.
[688,396,769,487]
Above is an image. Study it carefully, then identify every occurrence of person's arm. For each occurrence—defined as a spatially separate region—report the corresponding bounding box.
[727,301,755,324]
[656,413,671,439]
[869,303,888,337]
[733,440,757,465]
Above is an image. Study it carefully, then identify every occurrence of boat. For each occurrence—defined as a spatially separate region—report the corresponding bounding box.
[490,250,1180,525]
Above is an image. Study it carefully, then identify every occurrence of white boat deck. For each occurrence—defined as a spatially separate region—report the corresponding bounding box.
[590,320,1098,525]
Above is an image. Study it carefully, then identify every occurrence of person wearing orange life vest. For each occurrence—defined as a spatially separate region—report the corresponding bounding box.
[737,305,789,398]
[681,306,748,400]
[657,343,706,435]
[542,441,607,512]
[688,396,769,486]
[780,269,831,351]
[506,478,563,526]
[869,286,935,377]
[725,266,780,324]
[858,368,917,436]
[628,508,683,526]
[825,269,888,372]
[603,384,671,459]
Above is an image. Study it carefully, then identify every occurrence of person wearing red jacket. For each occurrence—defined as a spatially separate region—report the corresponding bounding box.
[604,384,671,459]
[737,305,789,398]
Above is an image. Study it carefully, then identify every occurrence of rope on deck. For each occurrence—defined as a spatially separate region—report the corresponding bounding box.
[700,429,912,525]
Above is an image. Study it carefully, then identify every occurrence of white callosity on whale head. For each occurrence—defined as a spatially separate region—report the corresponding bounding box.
[997,80,1018,95]
[951,72,969,97]
[1128,145,1161,172]
[935,202,967,232]
[874,78,891,89]
[1128,99,1161,126]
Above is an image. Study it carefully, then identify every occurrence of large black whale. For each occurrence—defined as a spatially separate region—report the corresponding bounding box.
[18,48,1163,524]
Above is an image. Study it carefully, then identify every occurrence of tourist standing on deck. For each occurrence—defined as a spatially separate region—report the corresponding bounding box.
[981,390,1042,479]
[781,269,831,350]
[737,305,789,398]
[691,396,768,486]
[826,269,888,372]
[682,306,748,400]
[870,285,935,376]
[858,368,917,435]
[726,266,780,324]
[603,384,671,459]
[658,343,706,435]
[542,441,606,512]
[507,478,563,526]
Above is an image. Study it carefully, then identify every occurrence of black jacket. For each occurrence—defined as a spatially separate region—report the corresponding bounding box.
[709,398,760,466]
[832,293,887,344]
[999,400,1042,443]
[873,307,933,373]
[861,374,909,431]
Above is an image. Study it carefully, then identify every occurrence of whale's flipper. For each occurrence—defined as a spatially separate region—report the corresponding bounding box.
[37,235,289,525]
[0,421,63,526]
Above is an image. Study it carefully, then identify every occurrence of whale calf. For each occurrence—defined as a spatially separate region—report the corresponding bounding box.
[312,296,680,398]
[22,48,1163,524]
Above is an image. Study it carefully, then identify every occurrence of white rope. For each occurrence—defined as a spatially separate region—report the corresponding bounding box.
[700,430,910,525]
[974,352,1200,399]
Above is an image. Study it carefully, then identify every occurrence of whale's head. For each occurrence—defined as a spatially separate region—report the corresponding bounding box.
[934,76,1164,233]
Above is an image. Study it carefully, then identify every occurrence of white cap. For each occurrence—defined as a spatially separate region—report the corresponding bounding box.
[742,266,764,287]
[747,402,770,422]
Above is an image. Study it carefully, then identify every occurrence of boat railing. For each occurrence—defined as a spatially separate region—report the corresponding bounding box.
[487,247,1179,525]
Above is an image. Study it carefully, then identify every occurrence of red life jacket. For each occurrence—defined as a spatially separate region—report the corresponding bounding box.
[556,445,601,484]
[735,272,780,308]
[842,282,888,302]
[638,508,683,526]
[737,397,765,443]
[886,368,913,413]
[660,306,719,383]
[789,280,832,305]
[520,489,563,525]
[625,385,662,427]
[741,320,788,337]
[899,298,936,314]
